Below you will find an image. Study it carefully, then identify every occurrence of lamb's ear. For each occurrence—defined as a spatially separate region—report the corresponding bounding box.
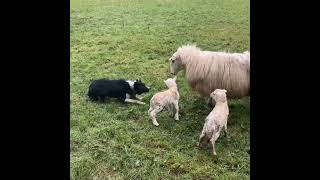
[223,90,227,93]
[173,76,177,81]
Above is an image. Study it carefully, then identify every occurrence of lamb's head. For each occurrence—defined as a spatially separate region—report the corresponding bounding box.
[164,76,177,88]
[210,89,227,103]
[169,51,183,75]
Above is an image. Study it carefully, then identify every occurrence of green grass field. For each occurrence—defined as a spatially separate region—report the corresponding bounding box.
[71,0,250,179]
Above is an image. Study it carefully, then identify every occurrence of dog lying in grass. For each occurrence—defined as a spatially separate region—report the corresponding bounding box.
[198,89,229,156]
[148,76,180,126]
[88,79,150,105]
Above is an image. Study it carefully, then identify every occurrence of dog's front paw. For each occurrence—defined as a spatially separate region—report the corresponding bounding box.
[153,122,159,126]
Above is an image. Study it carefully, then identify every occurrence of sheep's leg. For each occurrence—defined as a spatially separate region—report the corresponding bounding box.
[149,106,163,126]
[170,104,175,117]
[148,108,158,126]
[173,101,179,121]
[197,131,206,147]
[224,123,228,137]
[210,129,222,156]
[210,134,218,156]
[148,107,153,114]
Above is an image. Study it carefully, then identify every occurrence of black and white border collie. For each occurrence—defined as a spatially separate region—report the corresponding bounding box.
[88,79,150,104]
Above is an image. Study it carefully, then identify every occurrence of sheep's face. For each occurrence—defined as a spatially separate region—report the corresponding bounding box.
[210,89,227,103]
[164,76,177,88]
[169,52,183,75]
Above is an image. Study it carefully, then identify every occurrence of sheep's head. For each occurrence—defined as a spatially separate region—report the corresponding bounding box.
[169,52,183,75]
[210,89,227,103]
[164,76,177,88]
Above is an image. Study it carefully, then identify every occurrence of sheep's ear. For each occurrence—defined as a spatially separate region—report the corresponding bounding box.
[223,90,227,93]
[173,76,177,81]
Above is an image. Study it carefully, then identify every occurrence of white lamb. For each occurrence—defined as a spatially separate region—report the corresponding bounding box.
[148,77,180,126]
[198,89,229,156]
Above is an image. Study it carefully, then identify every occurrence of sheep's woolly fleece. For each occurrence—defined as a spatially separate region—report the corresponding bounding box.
[172,45,250,98]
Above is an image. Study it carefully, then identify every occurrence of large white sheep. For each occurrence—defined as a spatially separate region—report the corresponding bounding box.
[169,45,250,100]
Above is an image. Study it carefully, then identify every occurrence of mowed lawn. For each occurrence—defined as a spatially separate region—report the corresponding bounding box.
[70,0,250,179]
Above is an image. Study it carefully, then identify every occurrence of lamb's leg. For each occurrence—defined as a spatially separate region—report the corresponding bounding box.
[197,131,206,147]
[149,106,163,126]
[148,107,153,114]
[170,104,175,117]
[210,128,222,156]
[224,123,228,137]
[173,101,179,121]
[149,109,158,126]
